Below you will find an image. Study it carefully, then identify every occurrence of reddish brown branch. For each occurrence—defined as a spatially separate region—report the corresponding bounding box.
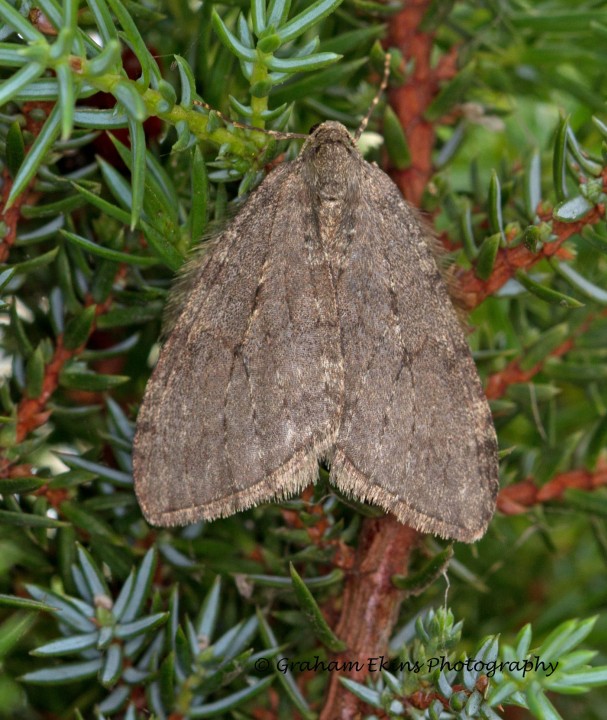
[485,311,603,400]
[457,207,605,309]
[0,334,78,478]
[485,336,575,400]
[387,0,452,205]
[320,518,420,719]
[0,169,32,263]
[14,337,73,443]
[0,282,122,478]
[1,103,55,263]
[17,295,116,440]
[497,461,607,515]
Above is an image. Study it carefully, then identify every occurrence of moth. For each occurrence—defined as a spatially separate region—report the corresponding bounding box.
[133,121,499,542]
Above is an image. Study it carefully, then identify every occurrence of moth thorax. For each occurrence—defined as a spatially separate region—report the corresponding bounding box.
[307,142,353,202]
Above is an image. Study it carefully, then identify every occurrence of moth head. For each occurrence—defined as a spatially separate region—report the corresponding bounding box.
[304,121,356,150]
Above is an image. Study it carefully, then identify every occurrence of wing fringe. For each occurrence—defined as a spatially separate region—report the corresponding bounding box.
[141,432,336,526]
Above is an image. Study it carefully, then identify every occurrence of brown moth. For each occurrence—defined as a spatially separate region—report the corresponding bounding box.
[133,121,499,542]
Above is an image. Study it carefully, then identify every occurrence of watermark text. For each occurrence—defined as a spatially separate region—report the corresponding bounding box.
[254,655,558,678]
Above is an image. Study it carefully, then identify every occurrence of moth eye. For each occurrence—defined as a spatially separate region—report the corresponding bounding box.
[309,123,322,134]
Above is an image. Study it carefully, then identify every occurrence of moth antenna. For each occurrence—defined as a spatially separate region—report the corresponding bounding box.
[355,52,391,141]
[193,99,307,140]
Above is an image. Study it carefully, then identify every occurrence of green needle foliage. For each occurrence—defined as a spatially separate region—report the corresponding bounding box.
[1,0,607,718]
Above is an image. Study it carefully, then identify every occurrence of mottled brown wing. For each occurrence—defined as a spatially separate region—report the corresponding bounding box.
[330,163,498,542]
[133,164,342,526]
